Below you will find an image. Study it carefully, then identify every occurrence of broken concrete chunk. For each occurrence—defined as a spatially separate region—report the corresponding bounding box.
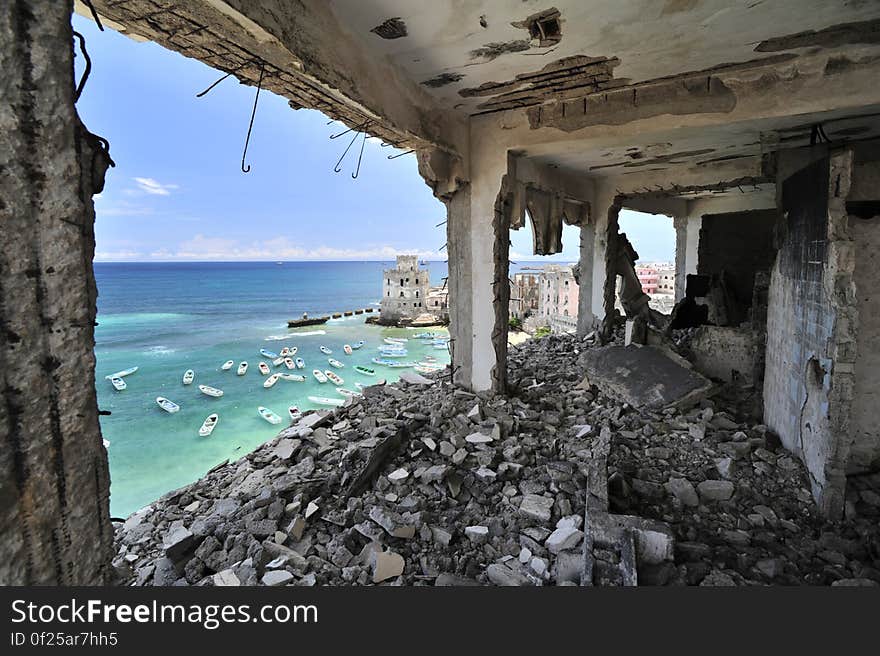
[162,524,195,562]
[486,563,533,586]
[545,526,584,554]
[519,494,554,523]
[664,478,699,507]
[372,550,405,583]
[261,570,294,586]
[212,569,241,586]
[388,468,410,483]
[465,432,493,444]
[369,506,415,539]
[697,480,735,502]
[464,525,489,544]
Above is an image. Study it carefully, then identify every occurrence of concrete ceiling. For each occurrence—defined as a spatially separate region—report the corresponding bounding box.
[329,0,880,114]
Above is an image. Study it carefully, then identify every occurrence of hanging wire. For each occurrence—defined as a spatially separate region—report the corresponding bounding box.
[72,30,91,103]
[196,62,246,98]
[334,129,361,173]
[330,120,369,140]
[388,149,415,160]
[82,0,105,31]
[240,62,265,173]
[351,130,368,179]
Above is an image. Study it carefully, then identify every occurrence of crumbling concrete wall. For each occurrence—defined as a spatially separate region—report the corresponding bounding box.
[847,158,880,474]
[688,326,754,384]
[0,0,114,583]
[697,209,778,314]
[763,149,857,518]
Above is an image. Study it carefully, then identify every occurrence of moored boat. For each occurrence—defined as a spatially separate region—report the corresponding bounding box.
[372,357,416,368]
[182,369,194,385]
[273,357,285,367]
[109,376,126,391]
[354,382,365,391]
[278,373,306,382]
[351,340,365,350]
[412,332,437,339]
[328,358,345,369]
[324,370,344,385]
[320,346,332,355]
[263,373,281,388]
[258,361,270,376]
[198,413,219,437]
[260,348,279,359]
[308,395,344,407]
[294,357,305,369]
[384,337,408,345]
[312,369,328,383]
[237,361,248,376]
[198,384,224,397]
[288,346,298,356]
[377,349,409,358]
[288,406,302,421]
[284,357,296,369]
[279,347,290,357]
[105,366,138,380]
[336,387,362,398]
[343,344,353,355]
[354,365,375,376]
[258,406,282,424]
[156,396,180,413]
[414,365,442,374]
[221,360,234,371]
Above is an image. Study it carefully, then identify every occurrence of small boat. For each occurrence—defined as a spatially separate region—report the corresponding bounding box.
[320,346,332,355]
[384,337,408,345]
[221,360,234,371]
[272,357,285,367]
[372,357,416,368]
[288,406,302,421]
[109,376,126,391]
[414,365,442,374]
[258,361,270,376]
[182,369,194,385]
[351,340,365,350]
[156,396,180,413]
[313,369,328,383]
[354,365,375,376]
[198,384,224,397]
[278,373,306,382]
[328,358,345,369]
[260,348,279,359]
[237,361,248,376]
[198,413,219,437]
[412,332,437,339]
[343,344,353,355]
[284,358,296,369]
[288,346,298,356]
[263,373,281,388]
[434,343,449,350]
[258,406,282,424]
[308,395,344,407]
[105,366,138,380]
[294,357,305,369]
[279,347,290,357]
[336,387,362,398]
[377,349,409,358]
[423,355,437,362]
[354,382,366,391]
[324,370,344,385]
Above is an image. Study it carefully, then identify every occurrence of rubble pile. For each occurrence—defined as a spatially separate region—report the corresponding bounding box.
[113,334,880,586]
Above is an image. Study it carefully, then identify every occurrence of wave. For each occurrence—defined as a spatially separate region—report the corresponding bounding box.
[97,312,189,327]
[264,330,326,340]
[144,345,176,356]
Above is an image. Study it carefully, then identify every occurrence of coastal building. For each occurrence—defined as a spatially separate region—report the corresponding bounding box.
[379,255,430,325]
[426,286,449,323]
[537,264,579,334]
[509,272,540,320]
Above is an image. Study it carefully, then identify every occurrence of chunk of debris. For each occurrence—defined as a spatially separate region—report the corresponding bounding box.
[371,17,407,39]
[372,550,405,583]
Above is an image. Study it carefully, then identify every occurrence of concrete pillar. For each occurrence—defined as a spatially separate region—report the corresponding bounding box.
[0,0,114,583]
[575,222,595,335]
[673,214,702,300]
[446,134,508,392]
[590,187,620,322]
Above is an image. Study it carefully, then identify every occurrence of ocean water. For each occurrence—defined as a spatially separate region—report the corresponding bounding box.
[94,261,450,517]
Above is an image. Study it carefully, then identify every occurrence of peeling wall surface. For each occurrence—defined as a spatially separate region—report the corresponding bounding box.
[0,0,113,584]
[763,151,856,517]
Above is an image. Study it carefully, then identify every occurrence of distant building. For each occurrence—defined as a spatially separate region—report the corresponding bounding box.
[537,264,579,334]
[426,286,449,323]
[510,272,540,319]
[379,255,430,324]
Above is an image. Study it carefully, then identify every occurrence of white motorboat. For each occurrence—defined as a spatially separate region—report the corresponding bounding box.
[156,396,179,413]
[308,395,344,407]
[236,361,248,376]
[284,357,296,369]
[221,360,234,371]
[324,370,344,385]
[288,346,298,356]
[198,384,224,397]
[336,387,362,398]
[272,357,285,367]
[384,337,408,345]
[260,348,279,359]
[280,347,290,357]
[105,366,138,380]
[288,406,302,421]
[328,358,345,369]
[199,413,219,437]
[320,346,332,355]
[294,357,305,369]
[258,406,282,424]
[313,369,328,383]
[109,376,126,391]
[258,361,270,376]
[263,373,281,388]
[278,373,306,382]
[343,344,353,355]
[351,341,365,350]
[182,369,194,385]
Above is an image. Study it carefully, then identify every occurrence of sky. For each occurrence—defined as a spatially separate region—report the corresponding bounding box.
[72,14,673,264]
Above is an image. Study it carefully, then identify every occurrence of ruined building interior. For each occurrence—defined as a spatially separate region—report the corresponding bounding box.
[2,0,880,585]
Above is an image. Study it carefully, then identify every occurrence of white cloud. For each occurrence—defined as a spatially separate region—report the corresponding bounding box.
[94,250,145,261]
[133,177,178,196]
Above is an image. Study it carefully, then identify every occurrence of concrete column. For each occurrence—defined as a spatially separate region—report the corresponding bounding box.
[446,133,508,392]
[673,214,702,300]
[0,0,114,583]
[575,222,595,335]
[590,186,620,322]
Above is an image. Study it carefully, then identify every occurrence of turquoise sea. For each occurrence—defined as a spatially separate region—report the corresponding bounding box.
[94,261,450,517]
